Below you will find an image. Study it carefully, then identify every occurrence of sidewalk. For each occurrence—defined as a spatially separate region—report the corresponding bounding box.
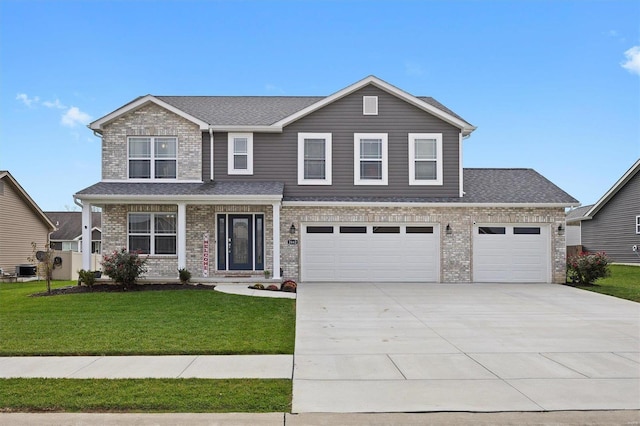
[0,355,292,379]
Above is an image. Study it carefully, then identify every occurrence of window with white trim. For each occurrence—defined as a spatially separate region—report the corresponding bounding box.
[636,216,640,234]
[128,137,177,179]
[354,133,388,185]
[363,96,378,115]
[298,133,332,185]
[408,133,443,185]
[228,133,253,175]
[128,213,177,255]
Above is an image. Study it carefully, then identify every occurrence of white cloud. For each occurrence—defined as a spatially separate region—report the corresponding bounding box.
[43,99,67,109]
[621,46,640,75]
[16,93,40,107]
[61,106,92,127]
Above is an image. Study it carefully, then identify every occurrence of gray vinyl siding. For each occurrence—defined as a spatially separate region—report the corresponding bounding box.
[202,132,211,181]
[212,85,461,198]
[581,170,640,263]
[0,177,51,274]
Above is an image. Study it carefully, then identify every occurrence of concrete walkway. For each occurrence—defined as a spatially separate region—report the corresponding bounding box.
[292,283,640,413]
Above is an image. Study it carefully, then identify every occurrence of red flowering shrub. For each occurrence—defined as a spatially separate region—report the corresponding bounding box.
[102,248,148,288]
[567,251,610,284]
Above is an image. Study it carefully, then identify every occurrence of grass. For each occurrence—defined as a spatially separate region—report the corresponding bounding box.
[570,265,640,302]
[0,378,291,412]
[0,280,296,356]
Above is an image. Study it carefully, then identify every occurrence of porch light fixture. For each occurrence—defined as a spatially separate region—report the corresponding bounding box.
[557,224,564,235]
[289,223,297,235]
[446,224,452,235]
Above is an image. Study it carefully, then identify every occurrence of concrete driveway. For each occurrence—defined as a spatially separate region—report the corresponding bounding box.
[292,283,640,413]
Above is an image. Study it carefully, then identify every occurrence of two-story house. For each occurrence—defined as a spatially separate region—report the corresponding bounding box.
[75,76,578,283]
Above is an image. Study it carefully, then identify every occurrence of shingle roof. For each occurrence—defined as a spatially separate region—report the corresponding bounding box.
[155,95,470,127]
[46,212,101,240]
[75,181,285,198]
[75,170,577,205]
[566,205,593,222]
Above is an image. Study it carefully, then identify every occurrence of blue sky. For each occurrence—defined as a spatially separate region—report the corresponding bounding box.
[1,0,638,211]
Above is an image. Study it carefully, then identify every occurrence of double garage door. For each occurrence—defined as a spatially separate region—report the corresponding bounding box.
[300,223,551,283]
[301,224,439,282]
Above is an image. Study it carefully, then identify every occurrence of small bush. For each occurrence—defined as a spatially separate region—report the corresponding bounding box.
[78,269,96,288]
[178,268,191,284]
[567,251,611,284]
[102,248,148,289]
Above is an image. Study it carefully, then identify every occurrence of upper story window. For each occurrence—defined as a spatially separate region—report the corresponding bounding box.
[128,137,177,179]
[354,133,388,185]
[636,216,640,234]
[298,133,332,185]
[408,133,443,185]
[128,213,177,255]
[363,96,378,115]
[228,133,253,175]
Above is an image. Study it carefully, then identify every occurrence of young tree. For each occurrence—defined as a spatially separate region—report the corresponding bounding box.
[28,241,55,294]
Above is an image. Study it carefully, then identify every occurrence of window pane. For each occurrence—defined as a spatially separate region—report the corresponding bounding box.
[129,236,150,254]
[360,161,382,179]
[306,226,334,233]
[154,160,176,179]
[415,161,437,180]
[234,154,248,170]
[304,160,326,179]
[155,214,176,233]
[360,139,382,159]
[233,138,248,153]
[155,236,176,254]
[373,226,400,234]
[304,139,325,159]
[155,138,176,158]
[415,139,436,159]
[129,160,150,178]
[479,227,506,235]
[406,226,434,234]
[514,227,541,235]
[340,226,367,234]
[255,216,264,267]
[129,138,150,157]
[129,214,151,233]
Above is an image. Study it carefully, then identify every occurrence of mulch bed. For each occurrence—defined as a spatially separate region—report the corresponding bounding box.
[31,283,216,297]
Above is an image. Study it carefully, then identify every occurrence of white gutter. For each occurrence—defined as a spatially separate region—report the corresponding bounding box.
[209,128,214,181]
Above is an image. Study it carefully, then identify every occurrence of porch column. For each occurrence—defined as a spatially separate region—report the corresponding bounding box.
[81,201,92,270]
[272,202,281,279]
[177,203,187,270]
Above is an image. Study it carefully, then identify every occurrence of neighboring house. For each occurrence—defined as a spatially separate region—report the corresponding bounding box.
[46,211,102,254]
[0,171,55,276]
[75,76,578,283]
[566,159,640,264]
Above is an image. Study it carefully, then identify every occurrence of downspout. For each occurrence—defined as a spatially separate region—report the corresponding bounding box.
[209,128,214,181]
[459,133,471,197]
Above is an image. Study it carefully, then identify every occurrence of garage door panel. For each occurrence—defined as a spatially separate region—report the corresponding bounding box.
[473,225,549,283]
[302,224,439,282]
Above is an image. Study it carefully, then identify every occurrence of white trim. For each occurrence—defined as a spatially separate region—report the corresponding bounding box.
[127,136,178,180]
[408,133,443,186]
[584,159,640,219]
[636,215,640,234]
[127,212,178,256]
[89,95,209,131]
[297,132,332,185]
[0,171,55,230]
[354,133,388,186]
[272,76,476,135]
[272,203,281,279]
[100,179,203,183]
[363,96,378,115]
[81,202,92,270]
[459,133,464,197]
[75,195,283,205]
[227,133,253,175]
[215,213,266,272]
[283,200,578,208]
[211,125,281,133]
[177,203,187,269]
[209,129,214,181]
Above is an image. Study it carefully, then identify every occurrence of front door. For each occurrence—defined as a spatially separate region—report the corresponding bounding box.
[228,215,253,270]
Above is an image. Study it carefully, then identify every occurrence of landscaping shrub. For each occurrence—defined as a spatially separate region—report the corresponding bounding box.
[178,268,191,284]
[567,251,610,284]
[78,269,96,288]
[102,248,148,289]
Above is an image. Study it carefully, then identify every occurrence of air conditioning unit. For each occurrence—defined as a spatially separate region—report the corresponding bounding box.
[16,264,37,277]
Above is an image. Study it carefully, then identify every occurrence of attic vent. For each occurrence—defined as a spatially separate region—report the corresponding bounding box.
[363,96,378,115]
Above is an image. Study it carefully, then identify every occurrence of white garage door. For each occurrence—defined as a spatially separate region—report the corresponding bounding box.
[473,225,550,283]
[301,224,439,282]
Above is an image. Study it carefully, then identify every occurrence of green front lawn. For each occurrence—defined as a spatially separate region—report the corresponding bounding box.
[0,378,291,412]
[0,281,296,356]
[571,265,640,302]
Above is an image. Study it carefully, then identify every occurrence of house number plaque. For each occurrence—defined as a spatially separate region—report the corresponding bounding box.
[287,239,298,245]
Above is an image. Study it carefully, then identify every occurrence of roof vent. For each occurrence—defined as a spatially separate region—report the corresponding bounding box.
[363,96,378,115]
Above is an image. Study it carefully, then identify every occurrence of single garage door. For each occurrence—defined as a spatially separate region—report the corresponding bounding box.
[473,225,550,283]
[301,224,439,282]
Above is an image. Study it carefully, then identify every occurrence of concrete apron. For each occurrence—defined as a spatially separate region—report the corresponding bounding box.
[292,282,640,413]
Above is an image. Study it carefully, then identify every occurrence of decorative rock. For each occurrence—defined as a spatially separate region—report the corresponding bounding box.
[281,280,297,293]
[267,284,279,291]
[250,283,264,290]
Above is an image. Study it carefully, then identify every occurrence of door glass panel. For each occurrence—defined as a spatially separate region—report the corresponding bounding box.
[232,218,249,264]
[373,226,400,234]
[340,226,367,234]
[306,226,334,233]
[514,227,541,235]
[406,226,434,234]
[255,215,264,270]
[217,216,226,270]
[479,227,506,235]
